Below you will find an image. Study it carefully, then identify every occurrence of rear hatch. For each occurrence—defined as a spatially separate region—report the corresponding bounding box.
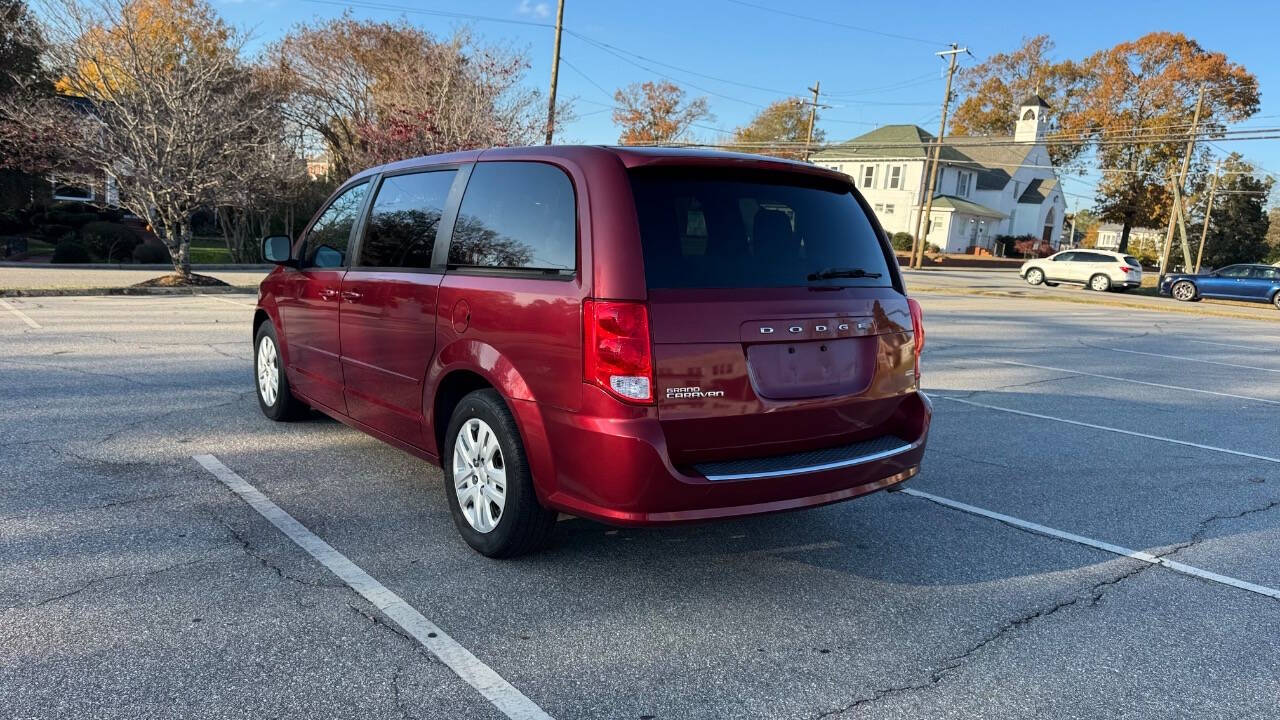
[629,167,918,466]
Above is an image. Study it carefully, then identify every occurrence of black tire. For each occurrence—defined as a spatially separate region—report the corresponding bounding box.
[1088,273,1112,292]
[1273,292,1280,310]
[1044,281,1059,287]
[254,321,306,421]
[443,389,556,558]
[1024,268,1045,286]
[1171,280,1198,303]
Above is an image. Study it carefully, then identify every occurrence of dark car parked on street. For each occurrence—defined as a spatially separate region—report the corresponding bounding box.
[1160,264,1280,309]
[251,146,931,556]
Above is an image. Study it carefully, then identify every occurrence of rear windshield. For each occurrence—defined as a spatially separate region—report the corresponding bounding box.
[1123,255,1141,268]
[629,169,892,289]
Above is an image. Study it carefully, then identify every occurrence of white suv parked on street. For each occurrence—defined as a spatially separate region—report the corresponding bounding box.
[1020,249,1143,292]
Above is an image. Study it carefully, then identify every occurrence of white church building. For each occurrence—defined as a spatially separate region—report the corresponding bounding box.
[813,95,1067,254]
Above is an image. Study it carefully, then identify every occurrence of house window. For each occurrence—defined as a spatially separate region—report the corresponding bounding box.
[884,204,895,215]
[956,171,971,197]
[52,174,95,202]
[928,214,944,235]
[873,203,884,213]
[887,165,902,189]
[861,165,875,189]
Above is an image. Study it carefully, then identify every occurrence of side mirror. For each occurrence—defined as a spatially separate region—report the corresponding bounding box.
[262,235,293,265]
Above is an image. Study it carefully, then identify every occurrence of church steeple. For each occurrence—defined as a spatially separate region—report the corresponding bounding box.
[1015,93,1050,143]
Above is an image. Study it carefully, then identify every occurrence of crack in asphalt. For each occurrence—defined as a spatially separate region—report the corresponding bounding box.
[1186,499,1280,545]
[808,548,1181,719]
[392,663,424,720]
[930,372,1078,400]
[817,494,1280,717]
[347,604,438,659]
[2,558,208,611]
[207,511,345,590]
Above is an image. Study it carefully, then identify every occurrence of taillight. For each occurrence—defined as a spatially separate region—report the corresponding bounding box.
[1119,265,1132,273]
[583,299,653,403]
[907,297,925,380]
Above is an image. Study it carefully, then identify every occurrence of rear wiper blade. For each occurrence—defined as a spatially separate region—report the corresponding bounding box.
[807,267,882,281]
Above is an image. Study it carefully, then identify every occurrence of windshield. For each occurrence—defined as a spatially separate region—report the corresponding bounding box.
[629,169,893,289]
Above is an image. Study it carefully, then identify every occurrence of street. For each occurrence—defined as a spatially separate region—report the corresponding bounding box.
[2,291,1278,719]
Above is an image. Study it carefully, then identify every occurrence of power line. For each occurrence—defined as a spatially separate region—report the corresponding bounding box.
[723,0,949,47]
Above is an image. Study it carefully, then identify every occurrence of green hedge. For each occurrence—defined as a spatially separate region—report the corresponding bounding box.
[51,239,91,263]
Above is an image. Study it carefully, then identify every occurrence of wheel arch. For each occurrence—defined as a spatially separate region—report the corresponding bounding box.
[432,369,498,461]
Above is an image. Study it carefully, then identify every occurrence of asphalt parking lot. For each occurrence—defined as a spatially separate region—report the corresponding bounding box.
[2,290,1277,719]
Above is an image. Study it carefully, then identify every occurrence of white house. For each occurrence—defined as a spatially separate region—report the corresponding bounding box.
[1095,223,1162,253]
[812,95,1067,254]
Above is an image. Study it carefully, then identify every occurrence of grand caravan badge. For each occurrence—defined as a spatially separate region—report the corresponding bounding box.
[666,386,726,399]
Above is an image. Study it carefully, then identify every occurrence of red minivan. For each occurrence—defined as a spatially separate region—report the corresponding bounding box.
[254,146,930,557]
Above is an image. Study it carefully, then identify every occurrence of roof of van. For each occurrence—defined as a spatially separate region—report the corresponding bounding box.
[352,144,847,184]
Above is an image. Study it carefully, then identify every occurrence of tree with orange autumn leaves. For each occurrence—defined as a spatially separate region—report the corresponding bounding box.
[612,80,711,145]
[953,32,1259,252]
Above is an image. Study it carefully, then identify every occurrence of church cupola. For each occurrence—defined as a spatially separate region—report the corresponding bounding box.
[1015,93,1050,143]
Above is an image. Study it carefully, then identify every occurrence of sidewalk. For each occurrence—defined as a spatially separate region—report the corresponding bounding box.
[0,264,270,295]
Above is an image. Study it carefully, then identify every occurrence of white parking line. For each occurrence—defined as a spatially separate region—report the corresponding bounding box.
[0,299,41,329]
[934,395,1280,464]
[1185,338,1274,351]
[193,454,554,720]
[203,295,256,308]
[994,360,1280,406]
[900,488,1280,601]
[1096,346,1280,374]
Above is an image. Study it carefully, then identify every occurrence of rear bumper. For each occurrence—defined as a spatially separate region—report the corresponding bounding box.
[518,390,931,526]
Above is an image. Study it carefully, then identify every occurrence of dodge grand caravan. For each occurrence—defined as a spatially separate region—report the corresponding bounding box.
[253,146,931,557]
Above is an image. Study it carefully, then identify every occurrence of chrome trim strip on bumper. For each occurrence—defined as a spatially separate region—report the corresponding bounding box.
[700,437,924,482]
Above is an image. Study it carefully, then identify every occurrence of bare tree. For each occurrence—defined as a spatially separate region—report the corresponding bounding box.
[271,17,559,177]
[1,0,286,278]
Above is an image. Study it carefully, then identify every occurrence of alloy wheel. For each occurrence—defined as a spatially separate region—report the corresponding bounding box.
[256,336,279,406]
[1173,282,1196,301]
[1026,269,1044,285]
[452,418,507,533]
[1090,275,1110,291]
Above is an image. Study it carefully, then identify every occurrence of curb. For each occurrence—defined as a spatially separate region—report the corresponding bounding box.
[2,286,260,297]
[911,286,1278,322]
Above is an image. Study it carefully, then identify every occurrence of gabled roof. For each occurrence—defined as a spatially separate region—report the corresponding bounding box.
[1017,177,1058,204]
[928,195,1006,219]
[811,124,970,162]
[813,125,1044,193]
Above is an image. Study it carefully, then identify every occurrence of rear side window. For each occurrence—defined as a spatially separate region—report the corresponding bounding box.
[448,162,576,273]
[630,169,891,289]
[304,181,370,268]
[360,170,457,269]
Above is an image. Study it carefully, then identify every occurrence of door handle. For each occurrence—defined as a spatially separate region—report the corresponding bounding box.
[318,288,340,301]
[341,290,362,302]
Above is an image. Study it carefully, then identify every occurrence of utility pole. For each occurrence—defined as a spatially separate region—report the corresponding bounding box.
[543,0,566,145]
[1194,157,1223,273]
[802,81,821,162]
[909,44,967,270]
[1157,83,1205,283]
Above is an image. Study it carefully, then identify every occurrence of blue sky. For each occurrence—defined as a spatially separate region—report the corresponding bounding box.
[216,0,1280,211]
